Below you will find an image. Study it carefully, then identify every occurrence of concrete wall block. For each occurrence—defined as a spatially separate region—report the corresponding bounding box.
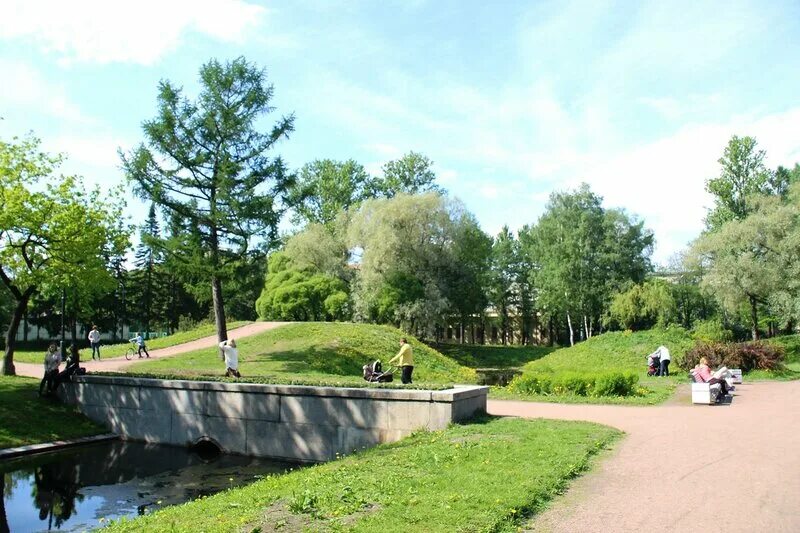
[58,383,77,405]
[139,387,207,415]
[452,394,487,422]
[337,427,385,456]
[78,383,116,407]
[246,420,337,462]
[281,396,389,429]
[427,402,453,430]
[386,401,432,431]
[207,391,280,421]
[170,414,247,455]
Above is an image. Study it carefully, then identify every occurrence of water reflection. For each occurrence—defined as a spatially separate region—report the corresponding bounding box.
[1,441,297,532]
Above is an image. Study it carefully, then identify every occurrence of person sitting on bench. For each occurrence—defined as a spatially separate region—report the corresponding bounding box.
[691,357,730,399]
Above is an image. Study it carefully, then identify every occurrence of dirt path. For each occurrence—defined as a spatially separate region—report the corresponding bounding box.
[489,381,800,532]
[13,321,288,379]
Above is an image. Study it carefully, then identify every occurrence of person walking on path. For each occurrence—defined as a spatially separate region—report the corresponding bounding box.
[39,343,62,396]
[389,337,414,384]
[649,345,671,376]
[130,332,150,358]
[88,325,101,360]
[219,339,241,378]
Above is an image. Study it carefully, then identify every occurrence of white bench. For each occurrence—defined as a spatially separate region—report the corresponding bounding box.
[691,382,722,404]
[730,368,742,384]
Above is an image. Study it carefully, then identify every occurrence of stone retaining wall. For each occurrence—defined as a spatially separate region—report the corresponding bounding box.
[59,376,488,462]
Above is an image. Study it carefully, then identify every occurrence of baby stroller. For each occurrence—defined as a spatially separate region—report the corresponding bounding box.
[363,360,394,383]
[647,354,661,376]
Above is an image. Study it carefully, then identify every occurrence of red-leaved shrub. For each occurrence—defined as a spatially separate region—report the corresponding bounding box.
[681,341,785,372]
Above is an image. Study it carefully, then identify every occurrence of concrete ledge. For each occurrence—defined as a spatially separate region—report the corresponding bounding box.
[0,433,118,461]
[61,376,488,462]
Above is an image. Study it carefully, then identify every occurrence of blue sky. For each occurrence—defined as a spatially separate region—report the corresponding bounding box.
[1,0,799,264]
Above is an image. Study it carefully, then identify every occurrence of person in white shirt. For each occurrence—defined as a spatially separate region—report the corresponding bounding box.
[39,343,62,396]
[650,345,671,376]
[88,325,101,360]
[219,339,240,378]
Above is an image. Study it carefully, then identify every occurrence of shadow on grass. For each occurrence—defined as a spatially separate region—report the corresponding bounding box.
[430,343,556,368]
[249,346,364,376]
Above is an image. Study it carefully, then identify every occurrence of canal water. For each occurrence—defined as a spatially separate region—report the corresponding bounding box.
[0,440,298,532]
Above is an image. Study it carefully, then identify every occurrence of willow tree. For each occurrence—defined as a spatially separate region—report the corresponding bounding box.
[121,57,294,343]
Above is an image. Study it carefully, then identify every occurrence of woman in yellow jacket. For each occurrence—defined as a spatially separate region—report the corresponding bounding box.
[389,338,414,384]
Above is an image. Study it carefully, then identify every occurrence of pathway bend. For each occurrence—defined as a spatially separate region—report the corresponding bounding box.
[489,381,800,532]
[13,321,289,379]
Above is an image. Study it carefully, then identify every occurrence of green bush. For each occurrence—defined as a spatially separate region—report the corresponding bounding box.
[682,341,785,372]
[507,371,639,397]
[691,319,734,343]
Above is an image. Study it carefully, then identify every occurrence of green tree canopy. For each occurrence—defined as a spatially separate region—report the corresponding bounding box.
[255,252,349,321]
[689,190,800,340]
[521,184,653,345]
[1,135,129,374]
[121,56,294,344]
[288,159,374,226]
[705,135,775,230]
[377,151,440,198]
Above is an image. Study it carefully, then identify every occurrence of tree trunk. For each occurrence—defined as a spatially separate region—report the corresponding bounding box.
[749,295,759,341]
[211,275,228,343]
[2,289,34,376]
[548,316,554,347]
[566,312,574,347]
[583,315,590,339]
[460,321,465,345]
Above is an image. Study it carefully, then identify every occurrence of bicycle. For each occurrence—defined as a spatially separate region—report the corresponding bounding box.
[124,344,137,361]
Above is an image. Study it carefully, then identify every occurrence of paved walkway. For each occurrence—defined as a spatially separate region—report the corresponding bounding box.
[489,381,800,532]
[13,321,288,379]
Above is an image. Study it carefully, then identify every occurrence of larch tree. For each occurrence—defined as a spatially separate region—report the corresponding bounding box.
[121,57,295,344]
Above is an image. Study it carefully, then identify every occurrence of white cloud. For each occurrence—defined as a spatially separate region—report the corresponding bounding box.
[479,184,499,199]
[0,60,89,122]
[0,0,267,65]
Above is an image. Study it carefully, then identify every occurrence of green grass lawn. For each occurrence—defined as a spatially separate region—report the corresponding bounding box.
[430,342,555,368]
[11,321,250,364]
[0,376,107,450]
[126,322,476,385]
[497,327,696,405]
[105,416,620,532]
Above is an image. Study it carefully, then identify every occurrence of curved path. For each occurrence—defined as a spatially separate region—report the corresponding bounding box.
[489,381,800,532]
[13,321,289,379]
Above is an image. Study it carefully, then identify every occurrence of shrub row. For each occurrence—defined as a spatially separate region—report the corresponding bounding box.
[507,371,639,397]
[681,341,785,372]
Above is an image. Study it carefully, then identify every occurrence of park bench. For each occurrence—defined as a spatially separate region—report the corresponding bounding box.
[690,367,741,404]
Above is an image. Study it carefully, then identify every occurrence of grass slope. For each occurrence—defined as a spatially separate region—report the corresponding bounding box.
[106,417,620,532]
[12,321,250,364]
[494,327,695,405]
[127,322,476,385]
[430,342,555,368]
[0,376,106,449]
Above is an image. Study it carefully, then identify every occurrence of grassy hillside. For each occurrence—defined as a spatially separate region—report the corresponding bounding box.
[494,327,695,405]
[430,342,555,368]
[127,322,476,385]
[12,321,250,364]
[522,327,695,374]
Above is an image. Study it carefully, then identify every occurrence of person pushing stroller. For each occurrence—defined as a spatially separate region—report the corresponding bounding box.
[646,345,671,376]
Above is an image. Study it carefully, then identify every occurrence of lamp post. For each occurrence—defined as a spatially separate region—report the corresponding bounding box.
[60,288,66,354]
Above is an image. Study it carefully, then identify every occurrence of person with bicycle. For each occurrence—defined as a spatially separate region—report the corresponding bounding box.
[130,332,150,358]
